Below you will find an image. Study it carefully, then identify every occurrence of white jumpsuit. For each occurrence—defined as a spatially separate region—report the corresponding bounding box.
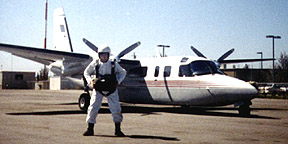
[84,59,126,124]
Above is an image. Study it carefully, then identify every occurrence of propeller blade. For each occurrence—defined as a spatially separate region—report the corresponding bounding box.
[217,48,235,62]
[83,38,98,53]
[191,46,207,58]
[116,41,141,60]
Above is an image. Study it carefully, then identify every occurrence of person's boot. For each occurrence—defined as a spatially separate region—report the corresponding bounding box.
[83,123,94,136]
[114,123,125,137]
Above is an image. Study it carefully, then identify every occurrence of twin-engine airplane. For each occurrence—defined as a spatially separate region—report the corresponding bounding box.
[0,8,272,116]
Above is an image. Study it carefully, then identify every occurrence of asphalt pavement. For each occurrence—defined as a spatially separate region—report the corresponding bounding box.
[0,90,287,144]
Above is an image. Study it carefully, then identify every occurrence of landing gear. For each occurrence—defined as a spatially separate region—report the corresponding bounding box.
[78,93,90,112]
[237,100,252,116]
[79,75,91,112]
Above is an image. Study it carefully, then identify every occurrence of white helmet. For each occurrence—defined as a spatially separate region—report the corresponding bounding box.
[98,45,111,54]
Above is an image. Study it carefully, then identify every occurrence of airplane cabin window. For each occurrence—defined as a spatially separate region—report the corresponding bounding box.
[181,57,189,63]
[154,66,159,77]
[164,66,171,77]
[128,67,148,77]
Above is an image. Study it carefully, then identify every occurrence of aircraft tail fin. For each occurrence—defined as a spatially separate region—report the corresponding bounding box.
[53,7,73,52]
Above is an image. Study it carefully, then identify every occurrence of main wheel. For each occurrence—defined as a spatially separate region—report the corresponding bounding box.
[78,93,90,112]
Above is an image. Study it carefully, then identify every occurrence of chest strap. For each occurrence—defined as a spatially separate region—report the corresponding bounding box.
[95,61,115,78]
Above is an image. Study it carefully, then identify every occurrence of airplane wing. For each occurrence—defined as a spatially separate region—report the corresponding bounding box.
[220,58,275,64]
[0,43,91,65]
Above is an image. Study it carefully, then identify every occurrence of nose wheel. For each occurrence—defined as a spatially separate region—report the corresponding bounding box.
[238,100,252,116]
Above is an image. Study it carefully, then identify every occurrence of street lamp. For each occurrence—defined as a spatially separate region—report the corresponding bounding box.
[266,35,281,83]
[157,45,170,57]
[257,52,263,69]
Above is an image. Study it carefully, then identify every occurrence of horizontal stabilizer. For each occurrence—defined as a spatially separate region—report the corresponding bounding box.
[0,43,90,65]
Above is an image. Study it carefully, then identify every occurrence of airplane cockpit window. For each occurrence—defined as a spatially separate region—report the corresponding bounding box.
[154,66,159,77]
[128,67,147,77]
[179,61,223,77]
[179,64,192,77]
[191,61,223,75]
[164,66,171,77]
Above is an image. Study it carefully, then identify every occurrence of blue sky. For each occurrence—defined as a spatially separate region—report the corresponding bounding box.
[0,0,287,72]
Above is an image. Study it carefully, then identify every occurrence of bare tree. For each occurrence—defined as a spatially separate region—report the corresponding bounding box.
[37,68,49,81]
[275,52,288,82]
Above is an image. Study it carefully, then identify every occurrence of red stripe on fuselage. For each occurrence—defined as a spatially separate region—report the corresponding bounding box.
[122,80,228,88]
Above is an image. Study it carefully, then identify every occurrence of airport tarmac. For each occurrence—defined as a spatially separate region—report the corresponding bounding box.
[0,90,287,144]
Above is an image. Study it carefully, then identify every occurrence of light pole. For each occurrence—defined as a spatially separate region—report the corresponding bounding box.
[157,45,170,57]
[266,35,281,83]
[257,52,263,69]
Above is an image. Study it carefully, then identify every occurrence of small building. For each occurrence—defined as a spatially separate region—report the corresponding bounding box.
[49,76,80,90]
[222,69,272,82]
[0,71,35,89]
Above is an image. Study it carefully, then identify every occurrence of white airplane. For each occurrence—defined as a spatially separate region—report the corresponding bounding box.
[0,8,272,116]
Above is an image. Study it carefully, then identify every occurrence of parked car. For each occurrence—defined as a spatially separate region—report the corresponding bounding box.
[279,84,288,96]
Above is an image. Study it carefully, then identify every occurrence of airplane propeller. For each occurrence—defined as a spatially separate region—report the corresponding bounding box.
[190,46,207,58]
[83,38,140,61]
[191,46,235,67]
[217,48,235,63]
[115,41,141,61]
[83,38,98,53]
[191,46,235,62]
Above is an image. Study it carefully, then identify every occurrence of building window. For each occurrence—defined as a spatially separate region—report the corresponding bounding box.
[15,74,23,80]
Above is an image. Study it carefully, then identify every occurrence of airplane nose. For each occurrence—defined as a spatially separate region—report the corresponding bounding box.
[222,77,258,104]
[206,75,258,105]
[236,82,258,99]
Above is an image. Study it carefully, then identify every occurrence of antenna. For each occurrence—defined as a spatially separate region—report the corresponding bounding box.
[44,0,48,49]
[157,45,170,57]
[132,52,136,59]
[43,0,48,80]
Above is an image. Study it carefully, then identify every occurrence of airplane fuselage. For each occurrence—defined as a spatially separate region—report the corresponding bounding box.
[118,56,257,106]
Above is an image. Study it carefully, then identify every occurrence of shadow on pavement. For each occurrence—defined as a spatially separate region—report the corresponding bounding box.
[6,102,279,119]
[94,134,180,141]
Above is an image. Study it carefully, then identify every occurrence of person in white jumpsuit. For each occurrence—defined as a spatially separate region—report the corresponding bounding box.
[83,45,126,136]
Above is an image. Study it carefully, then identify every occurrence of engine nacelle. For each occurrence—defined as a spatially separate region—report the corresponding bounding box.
[62,65,84,76]
[49,66,62,76]
[48,60,63,75]
[48,60,85,76]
